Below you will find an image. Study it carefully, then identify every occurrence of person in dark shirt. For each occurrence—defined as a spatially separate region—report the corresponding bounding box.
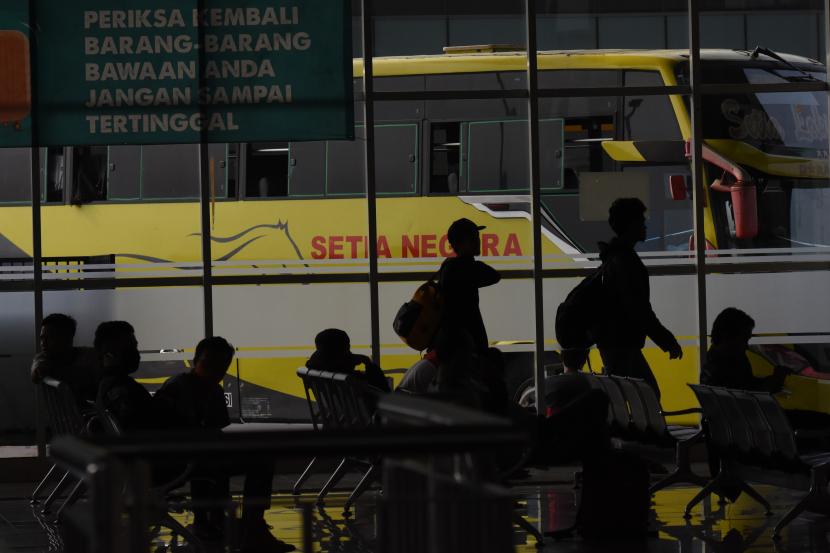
[155,337,293,552]
[439,217,501,354]
[596,198,682,398]
[94,321,159,432]
[701,308,787,392]
[31,313,102,405]
[305,328,390,392]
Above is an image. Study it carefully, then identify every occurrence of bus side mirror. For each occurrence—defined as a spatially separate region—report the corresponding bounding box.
[731,184,758,240]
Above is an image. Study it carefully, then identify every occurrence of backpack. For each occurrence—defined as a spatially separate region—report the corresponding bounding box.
[554,265,606,350]
[392,276,443,352]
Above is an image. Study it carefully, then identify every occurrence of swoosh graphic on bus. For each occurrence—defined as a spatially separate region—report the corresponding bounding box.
[214,235,265,261]
[189,219,306,262]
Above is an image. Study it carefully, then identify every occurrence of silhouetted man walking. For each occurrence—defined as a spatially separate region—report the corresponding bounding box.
[597,198,682,397]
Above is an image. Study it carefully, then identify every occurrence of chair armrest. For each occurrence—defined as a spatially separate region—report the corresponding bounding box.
[662,408,702,417]
[794,428,830,439]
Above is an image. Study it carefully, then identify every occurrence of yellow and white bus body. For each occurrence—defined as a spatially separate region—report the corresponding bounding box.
[0,48,827,424]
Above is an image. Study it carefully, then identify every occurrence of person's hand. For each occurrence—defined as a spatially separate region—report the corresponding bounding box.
[352,354,372,367]
[668,342,683,360]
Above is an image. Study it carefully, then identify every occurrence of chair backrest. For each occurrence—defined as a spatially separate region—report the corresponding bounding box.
[40,377,85,437]
[749,391,800,463]
[582,374,613,426]
[731,389,775,458]
[614,377,650,436]
[711,387,755,455]
[595,376,630,433]
[296,367,375,431]
[688,384,733,452]
[629,379,668,437]
[296,366,321,430]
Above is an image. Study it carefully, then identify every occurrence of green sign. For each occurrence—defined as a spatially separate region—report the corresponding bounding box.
[1,0,353,146]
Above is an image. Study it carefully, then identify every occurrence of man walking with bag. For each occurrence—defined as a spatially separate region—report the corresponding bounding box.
[596,198,682,398]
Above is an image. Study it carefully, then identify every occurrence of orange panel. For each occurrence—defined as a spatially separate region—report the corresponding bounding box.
[0,30,30,128]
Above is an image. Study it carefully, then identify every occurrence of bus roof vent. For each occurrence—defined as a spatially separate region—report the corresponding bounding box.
[442,44,526,54]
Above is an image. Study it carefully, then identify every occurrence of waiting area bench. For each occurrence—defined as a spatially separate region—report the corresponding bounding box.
[685,384,830,538]
[580,373,706,494]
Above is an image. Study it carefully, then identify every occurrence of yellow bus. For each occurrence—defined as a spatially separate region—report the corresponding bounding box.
[2,47,828,422]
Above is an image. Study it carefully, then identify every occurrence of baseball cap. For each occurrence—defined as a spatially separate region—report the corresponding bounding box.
[447,218,486,246]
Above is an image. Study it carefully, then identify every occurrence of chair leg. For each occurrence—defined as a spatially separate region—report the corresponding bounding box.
[41,472,73,514]
[293,457,317,495]
[30,464,60,504]
[736,479,772,515]
[161,513,206,553]
[773,468,830,540]
[684,473,728,519]
[650,469,709,495]
[514,513,545,548]
[343,464,378,516]
[54,481,86,522]
[316,458,351,505]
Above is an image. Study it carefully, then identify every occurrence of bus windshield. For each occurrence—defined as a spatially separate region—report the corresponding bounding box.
[679,61,828,158]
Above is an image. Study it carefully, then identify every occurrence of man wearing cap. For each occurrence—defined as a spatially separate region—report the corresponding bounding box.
[439,218,501,354]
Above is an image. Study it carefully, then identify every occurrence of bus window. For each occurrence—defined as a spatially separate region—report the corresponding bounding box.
[71,146,107,204]
[246,142,288,198]
[141,145,200,199]
[288,141,326,197]
[429,122,462,194]
[622,71,681,140]
[0,149,30,203]
[327,124,418,196]
[466,119,563,193]
[107,146,140,200]
[226,144,239,198]
[44,147,65,203]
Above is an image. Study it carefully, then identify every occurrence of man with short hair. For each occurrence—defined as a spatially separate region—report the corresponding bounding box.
[155,337,294,553]
[439,218,501,354]
[94,321,159,432]
[596,198,682,398]
[31,313,101,404]
[305,328,390,392]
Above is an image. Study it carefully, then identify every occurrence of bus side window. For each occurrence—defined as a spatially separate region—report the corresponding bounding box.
[71,146,107,204]
[622,71,681,140]
[142,145,200,199]
[45,147,65,203]
[0,149,31,203]
[429,122,462,195]
[246,142,289,198]
[289,141,326,197]
[327,124,419,196]
[108,146,140,200]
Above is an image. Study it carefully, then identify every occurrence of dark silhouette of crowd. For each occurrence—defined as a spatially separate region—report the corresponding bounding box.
[33,198,828,546]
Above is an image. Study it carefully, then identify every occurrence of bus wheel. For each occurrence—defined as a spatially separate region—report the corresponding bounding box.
[514,378,536,410]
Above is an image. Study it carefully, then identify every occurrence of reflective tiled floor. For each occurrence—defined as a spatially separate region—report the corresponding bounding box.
[2,468,830,552]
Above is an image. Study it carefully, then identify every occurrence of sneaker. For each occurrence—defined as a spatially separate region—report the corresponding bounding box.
[240,519,296,553]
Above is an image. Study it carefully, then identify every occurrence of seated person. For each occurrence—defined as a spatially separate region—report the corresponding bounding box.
[545,349,593,416]
[95,321,160,432]
[155,337,293,553]
[397,350,439,394]
[701,308,788,392]
[305,329,390,392]
[31,313,102,405]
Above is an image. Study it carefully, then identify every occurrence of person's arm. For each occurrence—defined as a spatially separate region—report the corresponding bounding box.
[353,354,390,392]
[472,260,501,287]
[31,352,49,383]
